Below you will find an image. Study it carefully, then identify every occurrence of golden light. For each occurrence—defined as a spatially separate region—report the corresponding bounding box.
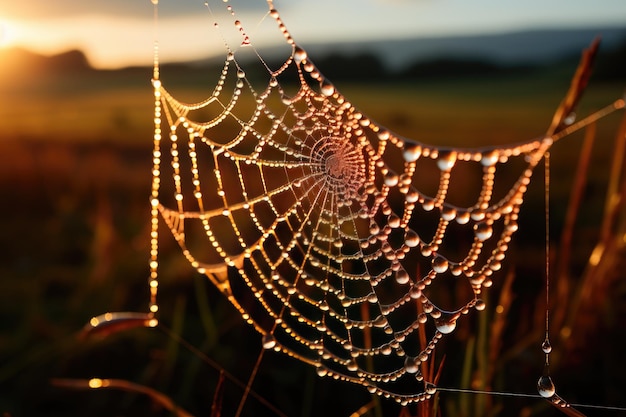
[0,20,17,48]
[88,378,103,388]
[0,21,7,46]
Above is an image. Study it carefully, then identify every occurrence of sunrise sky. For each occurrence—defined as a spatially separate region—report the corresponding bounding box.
[0,0,624,69]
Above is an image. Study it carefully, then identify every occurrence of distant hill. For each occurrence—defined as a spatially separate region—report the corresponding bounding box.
[180,26,626,82]
[0,48,91,77]
[1,26,624,83]
[298,26,626,71]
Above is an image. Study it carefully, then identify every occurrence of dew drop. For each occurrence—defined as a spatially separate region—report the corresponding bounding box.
[475,299,486,311]
[401,188,416,204]
[441,206,457,221]
[564,112,576,125]
[422,199,435,211]
[395,270,410,285]
[435,314,457,334]
[537,375,556,398]
[456,211,470,224]
[404,356,420,374]
[450,264,463,276]
[316,366,328,377]
[425,382,437,395]
[384,171,399,187]
[262,334,277,349]
[320,80,335,96]
[377,130,390,141]
[474,222,493,241]
[388,213,401,228]
[481,150,499,166]
[432,256,449,273]
[403,143,422,162]
[437,151,456,171]
[409,285,422,299]
[404,229,420,247]
[294,46,307,63]
[542,339,552,354]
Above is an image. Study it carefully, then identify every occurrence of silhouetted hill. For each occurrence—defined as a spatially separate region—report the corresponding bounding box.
[310,52,387,81]
[0,48,92,78]
[188,26,626,82]
[301,26,626,71]
[2,26,624,85]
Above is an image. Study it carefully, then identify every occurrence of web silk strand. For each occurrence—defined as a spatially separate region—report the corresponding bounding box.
[544,151,551,368]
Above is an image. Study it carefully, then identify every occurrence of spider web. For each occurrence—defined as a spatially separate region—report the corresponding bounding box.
[149,0,555,406]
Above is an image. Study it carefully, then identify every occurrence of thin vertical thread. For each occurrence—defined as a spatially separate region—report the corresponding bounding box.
[544,152,551,367]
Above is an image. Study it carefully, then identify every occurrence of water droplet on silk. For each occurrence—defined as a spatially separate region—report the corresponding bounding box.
[404,356,420,374]
[294,46,307,63]
[262,333,277,349]
[435,313,457,334]
[474,222,493,241]
[537,375,556,398]
[425,382,437,394]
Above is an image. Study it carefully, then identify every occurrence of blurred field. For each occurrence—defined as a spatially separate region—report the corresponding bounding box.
[1,57,625,417]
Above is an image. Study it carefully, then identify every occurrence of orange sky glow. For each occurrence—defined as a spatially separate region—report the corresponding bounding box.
[0,0,625,69]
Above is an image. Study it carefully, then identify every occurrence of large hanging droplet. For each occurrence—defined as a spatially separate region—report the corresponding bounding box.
[432,255,449,273]
[435,313,457,334]
[437,151,456,171]
[403,143,422,162]
[262,333,277,349]
[384,171,399,187]
[320,80,335,96]
[396,270,410,285]
[404,229,420,247]
[404,356,420,374]
[481,150,499,166]
[537,375,556,398]
[316,366,328,377]
[294,46,307,63]
[474,222,493,241]
[541,339,552,354]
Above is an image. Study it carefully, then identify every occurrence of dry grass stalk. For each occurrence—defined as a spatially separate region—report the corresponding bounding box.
[553,122,597,334]
[51,377,195,417]
[562,111,626,352]
[545,38,599,137]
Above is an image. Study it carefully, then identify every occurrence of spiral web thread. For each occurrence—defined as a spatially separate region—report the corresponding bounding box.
[149,0,559,406]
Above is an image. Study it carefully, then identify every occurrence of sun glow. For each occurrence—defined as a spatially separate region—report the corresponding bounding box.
[0,20,14,47]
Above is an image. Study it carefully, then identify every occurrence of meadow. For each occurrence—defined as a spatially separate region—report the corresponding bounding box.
[0,50,625,417]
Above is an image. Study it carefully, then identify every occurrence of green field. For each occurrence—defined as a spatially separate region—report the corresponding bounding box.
[1,60,625,417]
